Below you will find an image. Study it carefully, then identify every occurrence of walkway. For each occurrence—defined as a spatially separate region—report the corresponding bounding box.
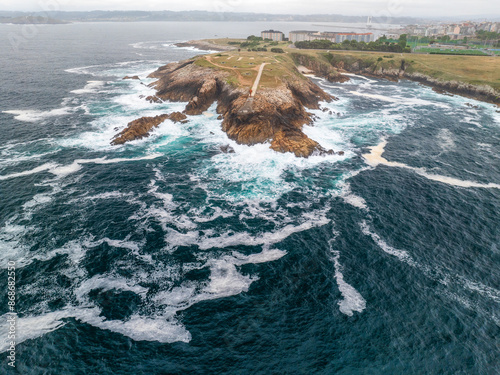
[250,63,267,97]
[238,63,267,115]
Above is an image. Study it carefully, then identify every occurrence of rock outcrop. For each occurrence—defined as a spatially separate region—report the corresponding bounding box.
[111,112,188,145]
[144,59,339,157]
[123,75,140,80]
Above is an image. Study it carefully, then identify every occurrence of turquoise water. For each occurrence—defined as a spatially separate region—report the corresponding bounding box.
[0,22,499,374]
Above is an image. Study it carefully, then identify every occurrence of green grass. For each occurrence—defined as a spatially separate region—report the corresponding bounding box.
[416,48,489,56]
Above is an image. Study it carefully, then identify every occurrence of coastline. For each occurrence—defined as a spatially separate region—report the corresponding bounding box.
[174,39,236,52]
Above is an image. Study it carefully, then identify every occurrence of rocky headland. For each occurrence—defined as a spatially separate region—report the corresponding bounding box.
[113,55,341,157]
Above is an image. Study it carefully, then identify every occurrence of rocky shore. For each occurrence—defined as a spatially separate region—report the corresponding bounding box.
[113,58,340,157]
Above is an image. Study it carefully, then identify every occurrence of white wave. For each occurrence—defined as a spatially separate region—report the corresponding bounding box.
[153,249,286,314]
[342,72,377,83]
[65,60,165,78]
[0,311,68,353]
[200,258,256,300]
[0,306,191,351]
[22,192,55,214]
[0,154,162,181]
[70,80,106,95]
[359,221,500,305]
[0,163,57,180]
[437,128,456,151]
[349,90,450,109]
[0,219,34,269]
[330,249,366,316]
[363,140,500,189]
[3,107,75,123]
[164,214,330,251]
[77,312,191,343]
[339,182,368,210]
[359,221,415,264]
[75,275,148,302]
[81,191,134,201]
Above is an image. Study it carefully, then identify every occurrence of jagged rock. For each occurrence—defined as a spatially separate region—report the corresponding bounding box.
[220,145,235,153]
[329,111,333,115]
[169,111,188,122]
[123,75,140,80]
[465,102,480,109]
[217,115,224,120]
[432,87,454,96]
[270,130,320,158]
[145,95,163,103]
[338,151,344,156]
[111,112,187,145]
[322,107,328,112]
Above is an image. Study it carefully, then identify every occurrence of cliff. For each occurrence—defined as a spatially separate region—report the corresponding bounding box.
[290,53,349,83]
[113,55,340,157]
[325,53,500,105]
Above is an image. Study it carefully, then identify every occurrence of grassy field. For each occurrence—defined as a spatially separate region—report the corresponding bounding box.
[193,43,304,89]
[415,47,489,56]
[193,38,500,92]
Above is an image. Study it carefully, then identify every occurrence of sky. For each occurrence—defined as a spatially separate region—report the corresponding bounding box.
[1,0,499,19]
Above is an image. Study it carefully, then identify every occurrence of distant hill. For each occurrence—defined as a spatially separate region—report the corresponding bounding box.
[0,10,420,24]
[0,15,68,24]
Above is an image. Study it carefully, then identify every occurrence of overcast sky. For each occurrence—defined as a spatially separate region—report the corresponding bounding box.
[2,0,499,18]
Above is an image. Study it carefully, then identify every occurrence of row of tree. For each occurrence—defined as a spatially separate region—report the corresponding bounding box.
[295,35,411,53]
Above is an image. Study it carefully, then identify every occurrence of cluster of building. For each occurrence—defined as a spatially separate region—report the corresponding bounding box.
[261,30,374,43]
[395,21,500,39]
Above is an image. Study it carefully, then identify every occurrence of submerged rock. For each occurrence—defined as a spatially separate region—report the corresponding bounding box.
[145,95,163,103]
[220,145,235,153]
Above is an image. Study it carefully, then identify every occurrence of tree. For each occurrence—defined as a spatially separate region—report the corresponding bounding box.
[398,34,407,49]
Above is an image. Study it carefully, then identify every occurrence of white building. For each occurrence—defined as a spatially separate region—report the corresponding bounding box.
[261,30,284,41]
[289,30,373,43]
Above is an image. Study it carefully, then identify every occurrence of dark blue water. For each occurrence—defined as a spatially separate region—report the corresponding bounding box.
[1,22,499,374]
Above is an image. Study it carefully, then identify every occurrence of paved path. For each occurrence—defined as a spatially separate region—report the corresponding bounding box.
[238,63,267,115]
[250,63,267,97]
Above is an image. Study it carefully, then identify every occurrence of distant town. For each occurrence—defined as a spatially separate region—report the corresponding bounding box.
[260,21,500,56]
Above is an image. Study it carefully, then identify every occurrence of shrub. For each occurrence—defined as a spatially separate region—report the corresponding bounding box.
[271,48,285,53]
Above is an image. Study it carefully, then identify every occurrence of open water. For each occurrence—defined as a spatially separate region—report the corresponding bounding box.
[0,22,499,374]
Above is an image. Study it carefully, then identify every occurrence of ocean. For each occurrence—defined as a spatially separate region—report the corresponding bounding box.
[0,22,499,374]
